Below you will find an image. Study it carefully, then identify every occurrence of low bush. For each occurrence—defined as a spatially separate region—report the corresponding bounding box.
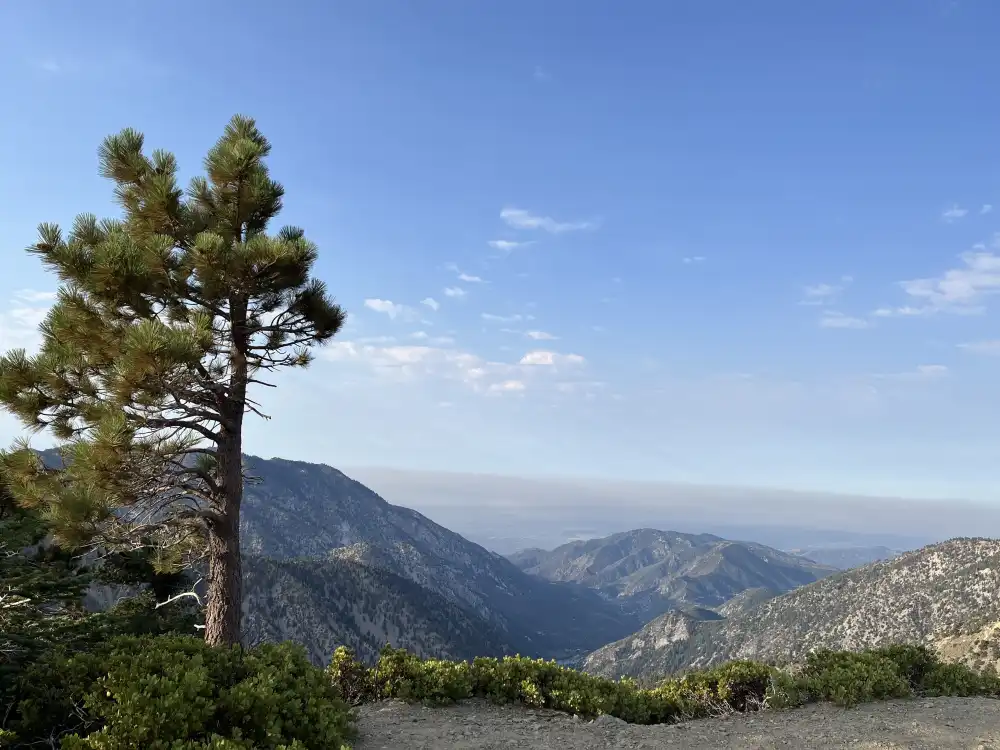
[6,635,356,750]
[328,642,1000,725]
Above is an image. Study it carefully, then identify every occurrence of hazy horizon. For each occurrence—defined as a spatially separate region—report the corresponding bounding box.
[341,464,999,554]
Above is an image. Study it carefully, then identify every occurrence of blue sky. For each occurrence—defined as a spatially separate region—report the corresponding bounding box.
[1,0,998,503]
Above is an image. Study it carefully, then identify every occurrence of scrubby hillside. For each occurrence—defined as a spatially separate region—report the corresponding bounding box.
[584,537,1000,681]
[242,555,518,664]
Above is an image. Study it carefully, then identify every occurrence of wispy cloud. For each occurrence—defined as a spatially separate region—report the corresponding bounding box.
[878,246,1000,316]
[444,263,484,284]
[488,239,534,252]
[982,204,994,215]
[819,311,870,329]
[500,207,597,234]
[411,331,455,345]
[533,66,552,83]
[0,289,56,352]
[443,287,467,298]
[364,298,414,320]
[490,379,527,393]
[682,256,706,264]
[958,339,1000,355]
[321,338,590,397]
[482,313,530,323]
[942,204,969,223]
[801,275,853,306]
[421,297,440,311]
[519,351,586,366]
[525,330,558,340]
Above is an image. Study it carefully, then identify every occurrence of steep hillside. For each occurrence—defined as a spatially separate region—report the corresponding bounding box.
[509,528,836,616]
[240,456,642,659]
[791,545,901,570]
[242,555,517,665]
[584,537,1000,681]
[714,586,778,618]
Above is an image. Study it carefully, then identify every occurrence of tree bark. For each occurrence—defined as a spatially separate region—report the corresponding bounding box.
[203,436,244,647]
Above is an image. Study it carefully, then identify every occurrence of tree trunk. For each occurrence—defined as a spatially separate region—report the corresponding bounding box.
[203,437,244,647]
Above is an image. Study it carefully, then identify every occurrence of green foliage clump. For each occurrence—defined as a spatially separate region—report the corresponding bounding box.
[12,635,355,750]
[792,649,912,707]
[328,645,781,725]
[328,642,1000,726]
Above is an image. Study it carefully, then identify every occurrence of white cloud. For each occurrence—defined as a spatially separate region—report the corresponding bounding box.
[871,306,928,318]
[443,287,467,298]
[982,204,994,215]
[884,249,1000,315]
[682,256,706,264]
[15,289,57,303]
[488,240,534,252]
[364,298,415,320]
[411,331,455,345]
[421,297,440,311]
[942,204,969,223]
[525,330,558,340]
[801,276,853,305]
[321,338,581,396]
[519,351,586,366]
[500,207,597,234]
[0,289,56,352]
[458,273,483,283]
[490,379,526,393]
[482,313,530,323]
[819,311,870,329]
[958,339,1000,355]
[533,66,552,83]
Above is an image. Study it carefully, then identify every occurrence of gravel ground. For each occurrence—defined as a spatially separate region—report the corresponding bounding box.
[353,696,1000,749]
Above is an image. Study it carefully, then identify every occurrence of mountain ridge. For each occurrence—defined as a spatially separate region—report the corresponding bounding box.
[583,536,1000,682]
[508,527,837,617]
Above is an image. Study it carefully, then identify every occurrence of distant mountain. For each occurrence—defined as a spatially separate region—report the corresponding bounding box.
[508,528,837,617]
[239,456,642,662]
[242,555,517,664]
[583,538,1000,682]
[790,545,901,570]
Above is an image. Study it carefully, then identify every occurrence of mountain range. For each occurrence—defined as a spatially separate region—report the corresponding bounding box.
[507,528,836,618]
[236,457,870,666]
[239,456,643,663]
[583,537,1000,682]
[64,452,999,678]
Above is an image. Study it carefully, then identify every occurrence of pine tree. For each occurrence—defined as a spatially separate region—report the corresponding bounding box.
[0,115,346,646]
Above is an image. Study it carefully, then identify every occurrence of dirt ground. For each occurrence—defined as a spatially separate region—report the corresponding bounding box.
[352,696,1000,750]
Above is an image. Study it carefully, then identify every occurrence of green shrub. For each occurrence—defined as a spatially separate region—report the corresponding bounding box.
[12,635,355,750]
[796,649,912,707]
[921,661,1000,697]
[328,641,999,726]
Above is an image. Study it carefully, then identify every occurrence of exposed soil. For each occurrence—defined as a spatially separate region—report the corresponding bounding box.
[353,696,1000,749]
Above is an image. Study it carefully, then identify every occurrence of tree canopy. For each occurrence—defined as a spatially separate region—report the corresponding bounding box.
[0,114,345,645]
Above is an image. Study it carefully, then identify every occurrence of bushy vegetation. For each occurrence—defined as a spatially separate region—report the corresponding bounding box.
[14,636,354,750]
[328,642,1000,726]
[0,498,356,749]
